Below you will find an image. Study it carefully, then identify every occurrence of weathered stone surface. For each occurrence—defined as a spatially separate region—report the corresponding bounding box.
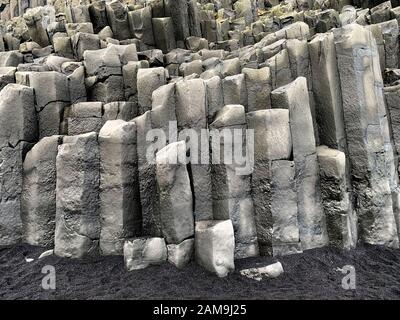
[71,32,101,61]
[205,76,224,124]
[137,67,167,114]
[195,220,235,277]
[167,238,194,269]
[156,141,194,244]
[246,109,293,256]
[272,77,329,251]
[266,49,293,90]
[240,261,284,281]
[211,105,259,259]
[334,24,399,248]
[376,19,399,70]
[123,60,148,101]
[99,120,141,255]
[68,65,87,104]
[0,50,23,67]
[89,0,109,33]
[165,0,190,48]
[22,135,62,247]
[175,79,213,221]
[0,84,37,149]
[134,111,162,237]
[309,32,346,151]
[55,133,100,258]
[0,84,37,246]
[103,101,138,122]
[124,237,167,271]
[271,161,302,256]
[66,22,94,37]
[385,84,400,161]
[64,102,103,135]
[317,146,356,249]
[243,67,272,111]
[222,74,247,109]
[105,0,131,41]
[29,71,70,139]
[23,7,50,47]
[128,6,154,46]
[152,17,176,54]
[0,67,16,90]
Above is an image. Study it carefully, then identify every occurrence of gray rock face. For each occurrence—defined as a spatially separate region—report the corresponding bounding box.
[272,77,329,251]
[385,84,400,167]
[105,0,131,41]
[309,32,346,151]
[0,84,37,246]
[22,135,62,247]
[243,67,272,111]
[103,101,138,122]
[134,111,161,237]
[334,24,399,248]
[247,109,295,256]
[55,133,100,258]
[156,141,194,244]
[271,161,302,256]
[211,105,259,259]
[175,79,213,221]
[317,146,357,249]
[28,71,70,139]
[0,67,16,90]
[152,17,177,54]
[0,51,23,67]
[167,238,194,269]
[64,102,103,135]
[165,0,190,48]
[3,0,400,275]
[195,220,235,277]
[128,6,155,47]
[137,67,167,114]
[99,120,141,255]
[124,237,167,271]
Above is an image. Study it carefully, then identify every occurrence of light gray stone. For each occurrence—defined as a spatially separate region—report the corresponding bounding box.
[22,135,62,247]
[167,238,194,269]
[156,141,194,244]
[272,77,329,251]
[334,24,399,248]
[99,120,141,255]
[55,133,100,258]
[124,237,167,271]
[211,105,259,259]
[195,220,235,277]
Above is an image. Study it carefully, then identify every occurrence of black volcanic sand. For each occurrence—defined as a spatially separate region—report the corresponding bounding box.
[1,244,400,300]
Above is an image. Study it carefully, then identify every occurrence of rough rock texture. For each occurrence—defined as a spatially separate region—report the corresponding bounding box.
[99,120,141,255]
[22,135,62,247]
[317,145,357,249]
[124,237,167,271]
[3,0,400,281]
[54,133,100,258]
[156,141,194,244]
[272,77,329,251]
[334,24,399,248]
[0,84,37,246]
[167,238,194,269]
[195,220,235,278]
[211,105,259,259]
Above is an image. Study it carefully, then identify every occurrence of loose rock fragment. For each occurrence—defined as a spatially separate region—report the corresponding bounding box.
[124,237,167,271]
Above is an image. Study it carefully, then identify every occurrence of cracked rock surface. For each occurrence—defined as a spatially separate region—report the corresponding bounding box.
[1,0,400,281]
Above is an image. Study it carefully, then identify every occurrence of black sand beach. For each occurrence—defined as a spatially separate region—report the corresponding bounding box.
[1,244,399,300]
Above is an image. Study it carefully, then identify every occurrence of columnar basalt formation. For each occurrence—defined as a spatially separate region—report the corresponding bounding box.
[2,0,400,278]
